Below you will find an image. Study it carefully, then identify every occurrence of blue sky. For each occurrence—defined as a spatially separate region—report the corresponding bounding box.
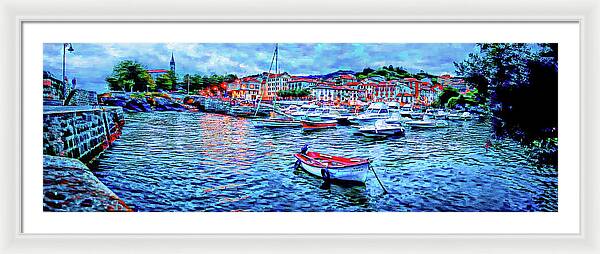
[43,43,477,92]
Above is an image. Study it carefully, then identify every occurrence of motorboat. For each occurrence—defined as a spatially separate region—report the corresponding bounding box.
[399,104,413,117]
[460,112,476,120]
[387,102,401,114]
[385,113,411,124]
[294,149,370,183]
[356,102,390,122]
[409,111,425,119]
[290,104,319,117]
[405,116,449,128]
[447,111,462,120]
[434,109,449,119]
[358,119,405,137]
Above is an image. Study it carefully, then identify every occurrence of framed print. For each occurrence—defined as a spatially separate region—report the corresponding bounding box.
[2,0,600,253]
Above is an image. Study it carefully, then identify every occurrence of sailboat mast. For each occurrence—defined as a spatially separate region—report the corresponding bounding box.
[274,43,278,108]
[254,43,279,116]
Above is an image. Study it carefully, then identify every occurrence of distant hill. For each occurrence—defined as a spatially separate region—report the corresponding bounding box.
[297,70,356,79]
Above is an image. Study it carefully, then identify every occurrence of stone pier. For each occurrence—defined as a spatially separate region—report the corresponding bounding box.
[43,106,131,212]
[43,106,124,163]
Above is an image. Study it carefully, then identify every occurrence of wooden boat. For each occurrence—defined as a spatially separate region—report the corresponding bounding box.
[294,151,370,183]
[251,118,301,128]
[300,120,337,130]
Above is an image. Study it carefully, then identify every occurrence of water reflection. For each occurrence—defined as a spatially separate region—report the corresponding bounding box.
[91,111,558,212]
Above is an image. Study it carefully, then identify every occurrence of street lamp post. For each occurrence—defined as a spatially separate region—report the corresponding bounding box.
[62,43,74,103]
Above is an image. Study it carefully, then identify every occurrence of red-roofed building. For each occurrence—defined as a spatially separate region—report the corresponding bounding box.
[287,77,318,90]
[312,83,365,105]
[358,81,397,102]
[227,77,261,101]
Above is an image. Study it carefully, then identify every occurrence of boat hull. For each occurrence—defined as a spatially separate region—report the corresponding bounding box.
[358,128,405,136]
[300,120,337,130]
[294,154,369,183]
[406,120,448,128]
[251,119,301,128]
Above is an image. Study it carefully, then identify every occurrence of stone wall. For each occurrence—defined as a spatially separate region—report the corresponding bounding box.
[43,106,124,163]
[43,155,132,212]
[68,89,99,106]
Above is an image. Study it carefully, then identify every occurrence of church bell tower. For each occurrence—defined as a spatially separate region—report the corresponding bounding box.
[170,52,176,74]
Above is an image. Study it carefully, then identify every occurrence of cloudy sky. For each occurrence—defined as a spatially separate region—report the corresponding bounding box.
[43,43,477,92]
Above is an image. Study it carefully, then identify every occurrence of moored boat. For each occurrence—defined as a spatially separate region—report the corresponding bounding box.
[434,109,449,119]
[405,116,449,128]
[251,117,301,128]
[447,111,462,120]
[358,119,405,137]
[300,119,337,130]
[385,113,411,124]
[291,104,318,118]
[294,150,370,183]
[356,102,390,122]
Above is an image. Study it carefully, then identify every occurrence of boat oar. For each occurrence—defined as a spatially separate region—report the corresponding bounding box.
[368,162,389,194]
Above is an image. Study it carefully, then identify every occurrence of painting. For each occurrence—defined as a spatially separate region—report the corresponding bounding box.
[41,42,559,212]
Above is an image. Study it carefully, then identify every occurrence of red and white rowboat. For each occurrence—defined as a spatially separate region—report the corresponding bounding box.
[300,120,337,130]
[293,151,370,183]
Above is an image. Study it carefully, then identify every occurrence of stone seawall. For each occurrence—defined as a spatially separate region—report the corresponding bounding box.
[68,89,99,106]
[43,155,132,212]
[43,106,124,163]
[43,106,131,212]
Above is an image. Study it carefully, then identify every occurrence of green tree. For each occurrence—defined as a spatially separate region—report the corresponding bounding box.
[454,43,558,145]
[156,73,174,91]
[105,60,152,92]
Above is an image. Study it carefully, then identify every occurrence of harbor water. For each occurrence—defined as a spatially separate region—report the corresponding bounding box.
[91,111,558,212]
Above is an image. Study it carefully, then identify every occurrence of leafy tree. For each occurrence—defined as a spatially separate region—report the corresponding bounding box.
[105,60,153,92]
[454,43,558,145]
[435,87,460,107]
[156,73,174,91]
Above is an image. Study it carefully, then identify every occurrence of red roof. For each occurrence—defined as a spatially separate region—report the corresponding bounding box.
[241,77,260,82]
[339,74,355,79]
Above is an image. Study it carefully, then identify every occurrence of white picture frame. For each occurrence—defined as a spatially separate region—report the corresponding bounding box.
[2,0,599,253]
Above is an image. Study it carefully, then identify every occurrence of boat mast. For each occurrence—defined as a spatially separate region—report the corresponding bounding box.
[255,43,278,116]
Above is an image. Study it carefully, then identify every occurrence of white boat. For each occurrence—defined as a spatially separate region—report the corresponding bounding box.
[460,112,476,120]
[358,119,405,137]
[385,113,411,124]
[283,105,300,115]
[319,107,342,120]
[291,104,319,117]
[387,102,401,114]
[447,111,462,120]
[356,102,390,122]
[399,105,413,117]
[409,111,424,119]
[434,109,449,119]
[294,151,370,183]
[406,116,449,128]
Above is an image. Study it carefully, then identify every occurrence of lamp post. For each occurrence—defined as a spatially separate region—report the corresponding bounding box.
[62,43,74,102]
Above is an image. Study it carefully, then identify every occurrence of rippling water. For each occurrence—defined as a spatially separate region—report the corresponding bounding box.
[91,111,558,212]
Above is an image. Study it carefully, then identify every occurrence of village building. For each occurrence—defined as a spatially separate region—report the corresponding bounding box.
[311,83,364,105]
[286,77,319,90]
[358,81,397,102]
[227,77,261,101]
